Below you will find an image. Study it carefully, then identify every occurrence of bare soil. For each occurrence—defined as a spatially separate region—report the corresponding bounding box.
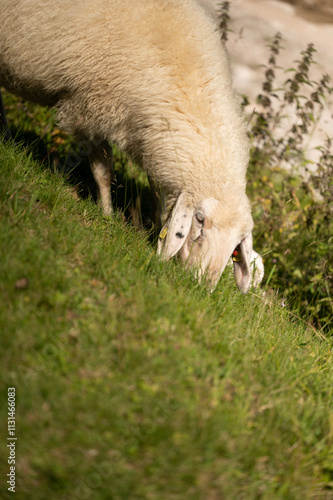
[200,0,333,161]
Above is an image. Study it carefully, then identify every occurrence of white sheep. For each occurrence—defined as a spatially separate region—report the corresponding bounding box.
[0,0,264,291]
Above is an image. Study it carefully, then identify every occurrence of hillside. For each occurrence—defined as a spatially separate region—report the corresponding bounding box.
[1,140,332,499]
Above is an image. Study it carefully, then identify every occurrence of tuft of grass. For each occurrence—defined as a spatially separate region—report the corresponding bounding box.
[1,139,333,499]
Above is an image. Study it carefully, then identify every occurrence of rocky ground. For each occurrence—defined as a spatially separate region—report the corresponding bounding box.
[200,0,333,162]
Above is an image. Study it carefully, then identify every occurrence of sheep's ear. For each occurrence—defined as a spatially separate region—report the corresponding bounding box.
[157,192,193,260]
[233,233,253,294]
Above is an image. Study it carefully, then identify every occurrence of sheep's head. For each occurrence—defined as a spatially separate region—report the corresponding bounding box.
[157,191,264,292]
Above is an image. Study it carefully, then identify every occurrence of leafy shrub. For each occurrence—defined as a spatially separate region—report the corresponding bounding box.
[219,2,332,331]
[247,146,332,331]
[237,30,332,331]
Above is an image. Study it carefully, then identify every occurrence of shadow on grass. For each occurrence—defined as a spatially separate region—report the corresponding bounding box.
[7,126,155,237]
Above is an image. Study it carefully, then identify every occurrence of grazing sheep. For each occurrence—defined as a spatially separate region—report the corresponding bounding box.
[0,0,263,291]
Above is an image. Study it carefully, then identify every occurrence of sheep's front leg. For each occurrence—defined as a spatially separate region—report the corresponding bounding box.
[89,141,113,216]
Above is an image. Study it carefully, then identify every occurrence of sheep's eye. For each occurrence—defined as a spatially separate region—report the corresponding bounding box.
[195,212,205,224]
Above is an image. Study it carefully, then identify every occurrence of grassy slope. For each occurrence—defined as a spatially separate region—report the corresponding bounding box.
[1,140,333,499]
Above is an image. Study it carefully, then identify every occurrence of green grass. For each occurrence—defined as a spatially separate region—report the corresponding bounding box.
[1,139,333,499]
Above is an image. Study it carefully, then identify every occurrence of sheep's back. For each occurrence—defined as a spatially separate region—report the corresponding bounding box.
[0,0,249,193]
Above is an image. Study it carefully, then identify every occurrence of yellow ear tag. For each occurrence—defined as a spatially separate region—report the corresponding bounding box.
[232,250,241,262]
[159,227,168,239]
